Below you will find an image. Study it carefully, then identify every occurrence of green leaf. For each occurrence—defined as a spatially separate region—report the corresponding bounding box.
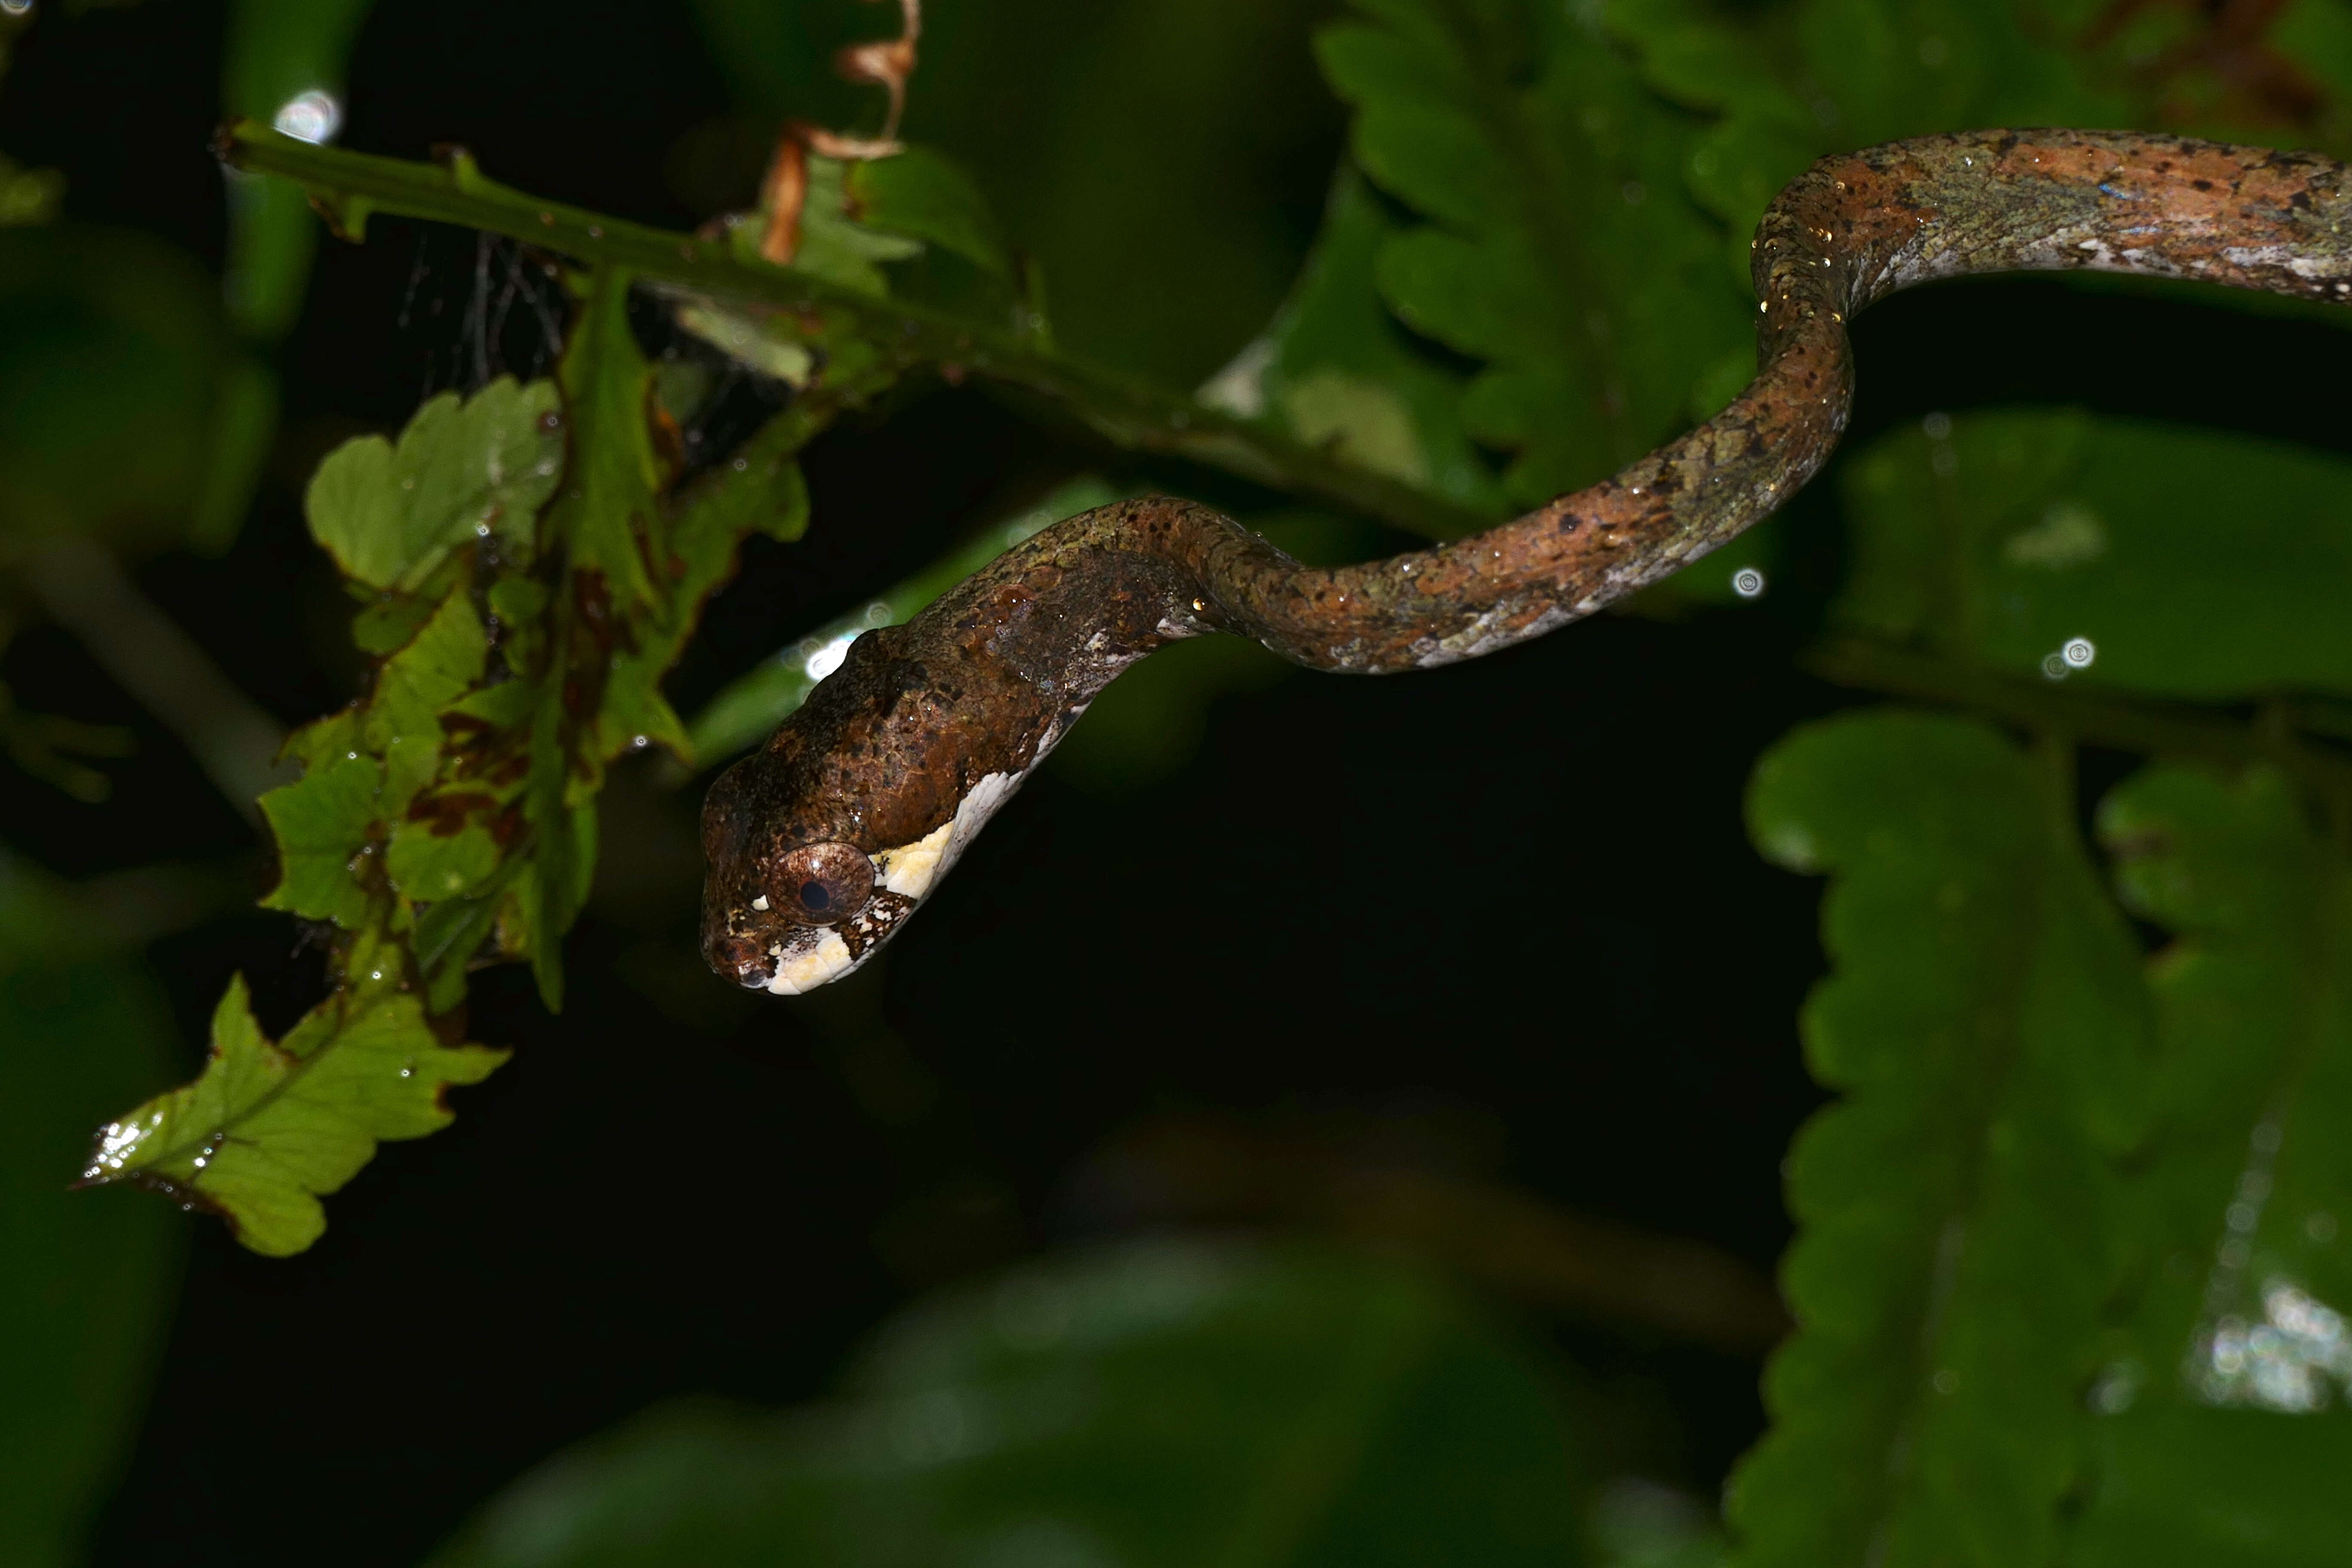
[697,424,812,546]
[96,196,871,1251]
[794,156,925,293]
[683,144,1005,380]
[847,145,1014,280]
[1319,0,1751,505]
[670,298,818,387]
[1733,710,2154,1567]
[1203,164,1503,518]
[2060,766,2352,1565]
[716,155,923,297]
[256,751,385,929]
[1837,410,2352,701]
[445,677,539,733]
[278,704,362,773]
[386,817,505,906]
[303,376,563,591]
[2275,0,2352,154]
[365,581,490,808]
[83,974,506,1258]
[595,406,816,767]
[1611,0,2352,291]
[410,853,528,1017]
[1608,0,2127,283]
[517,749,597,1014]
[545,271,661,611]
[1791,0,2124,152]
[427,1238,1592,1567]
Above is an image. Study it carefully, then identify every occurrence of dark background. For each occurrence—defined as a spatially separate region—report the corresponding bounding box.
[3,2,2346,1563]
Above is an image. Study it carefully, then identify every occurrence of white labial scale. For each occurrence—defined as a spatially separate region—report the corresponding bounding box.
[874,818,953,897]
[868,769,1028,903]
[766,929,854,995]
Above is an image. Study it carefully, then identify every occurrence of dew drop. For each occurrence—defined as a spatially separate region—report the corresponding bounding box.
[273,88,343,145]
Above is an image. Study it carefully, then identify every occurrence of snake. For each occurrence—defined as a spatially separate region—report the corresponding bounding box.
[700,128,2352,995]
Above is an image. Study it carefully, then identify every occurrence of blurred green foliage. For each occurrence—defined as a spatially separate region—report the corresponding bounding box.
[220,0,374,341]
[11,0,2352,1562]
[0,224,266,554]
[0,858,184,1568]
[2073,767,2352,1565]
[429,1240,1597,1568]
[0,0,361,1534]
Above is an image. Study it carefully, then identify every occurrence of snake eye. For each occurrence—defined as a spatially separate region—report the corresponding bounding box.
[768,841,874,926]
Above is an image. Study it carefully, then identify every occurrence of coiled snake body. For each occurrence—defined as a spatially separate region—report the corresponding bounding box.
[702,129,2352,995]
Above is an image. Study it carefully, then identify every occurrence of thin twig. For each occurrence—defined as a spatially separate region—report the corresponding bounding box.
[1085,1115,1792,1354]
[216,122,1492,543]
[24,537,294,822]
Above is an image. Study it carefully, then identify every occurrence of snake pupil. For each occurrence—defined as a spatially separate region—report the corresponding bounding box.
[801,881,831,911]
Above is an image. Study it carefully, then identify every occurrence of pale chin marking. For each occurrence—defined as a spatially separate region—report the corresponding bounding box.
[869,769,1024,903]
[765,929,854,995]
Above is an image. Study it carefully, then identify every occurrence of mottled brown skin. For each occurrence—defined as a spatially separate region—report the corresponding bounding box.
[704,129,2352,992]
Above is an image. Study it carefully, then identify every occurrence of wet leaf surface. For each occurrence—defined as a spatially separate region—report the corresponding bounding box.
[1839,410,2352,701]
[1737,710,2153,1567]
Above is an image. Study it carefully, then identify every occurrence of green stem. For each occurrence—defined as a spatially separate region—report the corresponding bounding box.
[218,120,1491,542]
[1806,638,2352,803]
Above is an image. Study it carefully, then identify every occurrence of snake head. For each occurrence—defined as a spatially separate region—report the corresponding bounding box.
[698,512,1193,994]
[697,627,1038,994]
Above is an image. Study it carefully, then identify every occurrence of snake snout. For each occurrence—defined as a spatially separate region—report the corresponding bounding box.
[704,928,777,989]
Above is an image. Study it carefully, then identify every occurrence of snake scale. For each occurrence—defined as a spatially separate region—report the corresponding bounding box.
[701,128,2352,995]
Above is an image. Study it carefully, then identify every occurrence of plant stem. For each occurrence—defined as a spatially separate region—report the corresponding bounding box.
[1807,638,2352,802]
[218,121,1491,543]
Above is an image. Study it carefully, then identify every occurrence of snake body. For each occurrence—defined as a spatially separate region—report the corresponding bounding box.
[701,129,2352,994]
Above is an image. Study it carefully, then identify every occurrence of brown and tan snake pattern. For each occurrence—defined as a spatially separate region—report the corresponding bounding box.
[701,128,2352,994]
